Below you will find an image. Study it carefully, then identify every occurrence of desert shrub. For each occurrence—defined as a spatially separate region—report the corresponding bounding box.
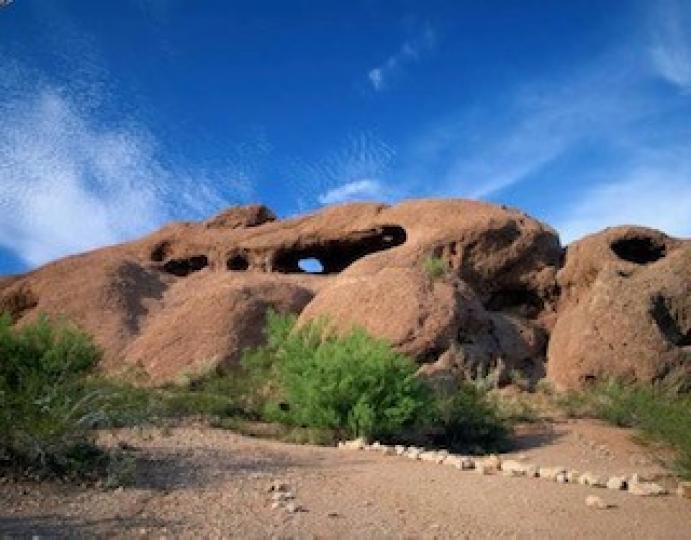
[83,375,250,428]
[428,384,510,453]
[243,311,432,439]
[0,314,107,477]
[422,256,448,280]
[557,379,691,479]
[241,311,512,452]
[490,391,539,424]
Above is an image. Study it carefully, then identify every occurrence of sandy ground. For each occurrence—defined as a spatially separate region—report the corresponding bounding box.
[1,420,690,539]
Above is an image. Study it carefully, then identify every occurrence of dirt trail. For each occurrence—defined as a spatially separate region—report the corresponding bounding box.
[1,420,690,539]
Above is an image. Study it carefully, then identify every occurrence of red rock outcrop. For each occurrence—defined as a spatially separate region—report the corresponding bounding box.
[547,226,691,390]
[0,199,564,386]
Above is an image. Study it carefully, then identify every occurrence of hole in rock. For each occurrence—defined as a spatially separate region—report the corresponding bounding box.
[651,296,691,347]
[150,241,171,262]
[273,225,406,274]
[298,258,324,273]
[610,237,665,264]
[485,288,544,318]
[162,255,208,277]
[227,254,249,271]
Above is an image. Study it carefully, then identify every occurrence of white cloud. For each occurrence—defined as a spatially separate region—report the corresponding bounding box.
[288,132,397,210]
[318,179,384,204]
[367,25,436,91]
[0,64,255,268]
[368,68,384,91]
[554,162,691,244]
[650,0,691,93]
[0,89,161,266]
[399,51,649,200]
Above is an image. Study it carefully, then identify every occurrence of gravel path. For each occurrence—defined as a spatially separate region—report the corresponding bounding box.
[1,420,690,539]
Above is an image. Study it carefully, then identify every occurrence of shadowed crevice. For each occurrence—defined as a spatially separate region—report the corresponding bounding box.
[272,225,406,274]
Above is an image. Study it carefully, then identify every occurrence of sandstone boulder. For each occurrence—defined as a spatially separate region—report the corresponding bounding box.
[547,226,691,390]
[204,204,276,229]
[297,267,464,359]
[121,273,314,382]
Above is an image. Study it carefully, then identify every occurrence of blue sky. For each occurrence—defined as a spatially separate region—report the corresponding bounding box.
[1,0,690,274]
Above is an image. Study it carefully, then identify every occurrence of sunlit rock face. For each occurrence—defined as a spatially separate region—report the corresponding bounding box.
[4,198,685,389]
[547,226,691,390]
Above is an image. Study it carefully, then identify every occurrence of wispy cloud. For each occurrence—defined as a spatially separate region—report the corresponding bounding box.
[318,179,384,205]
[0,48,257,268]
[554,158,691,243]
[368,24,436,91]
[0,80,255,267]
[287,132,398,210]
[0,89,162,266]
[399,51,649,200]
[390,27,691,243]
[650,0,691,93]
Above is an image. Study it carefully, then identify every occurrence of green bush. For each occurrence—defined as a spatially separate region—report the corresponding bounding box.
[429,384,509,453]
[422,256,448,280]
[557,379,691,479]
[0,314,106,477]
[247,311,432,439]
[240,311,511,453]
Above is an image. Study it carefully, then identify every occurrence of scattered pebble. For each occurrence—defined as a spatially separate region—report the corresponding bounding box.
[268,480,290,493]
[677,482,691,499]
[628,480,667,497]
[606,476,627,491]
[475,463,490,475]
[339,438,367,450]
[285,502,302,514]
[501,460,528,477]
[443,455,462,468]
[539,466,566,481]
[585,495,611,510]
[271,491,295,502]
[566,470,581,483]
[420,451,444,464]
[579,472,607,488]
[480,454,502,472]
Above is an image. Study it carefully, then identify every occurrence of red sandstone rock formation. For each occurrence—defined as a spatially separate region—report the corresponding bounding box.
[1,199,686,389]
[547,226,691,390]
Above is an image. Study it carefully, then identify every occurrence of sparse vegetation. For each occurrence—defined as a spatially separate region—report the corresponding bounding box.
[243,311,432,440]
[0,311,515,484]
[0,314,109,479]
[556,379,691,479]
[428,384,510,453]
[422,256,448,280]
[239,311,510,451]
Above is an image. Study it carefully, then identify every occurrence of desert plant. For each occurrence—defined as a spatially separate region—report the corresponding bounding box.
[429,384,510,453]
[422,256,448,280]
[0,314,107,477]
[239,311,514,453]
[243,311,432,439]
[556,379,691,479]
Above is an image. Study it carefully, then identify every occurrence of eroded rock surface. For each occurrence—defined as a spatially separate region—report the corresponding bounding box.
[547,226,691,390]
[2,199,687,388]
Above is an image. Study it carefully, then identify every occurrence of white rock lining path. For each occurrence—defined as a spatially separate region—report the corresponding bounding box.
[337,438,691,501]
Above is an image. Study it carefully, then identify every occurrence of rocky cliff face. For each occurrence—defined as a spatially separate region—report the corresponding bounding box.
[0,199,688,388]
